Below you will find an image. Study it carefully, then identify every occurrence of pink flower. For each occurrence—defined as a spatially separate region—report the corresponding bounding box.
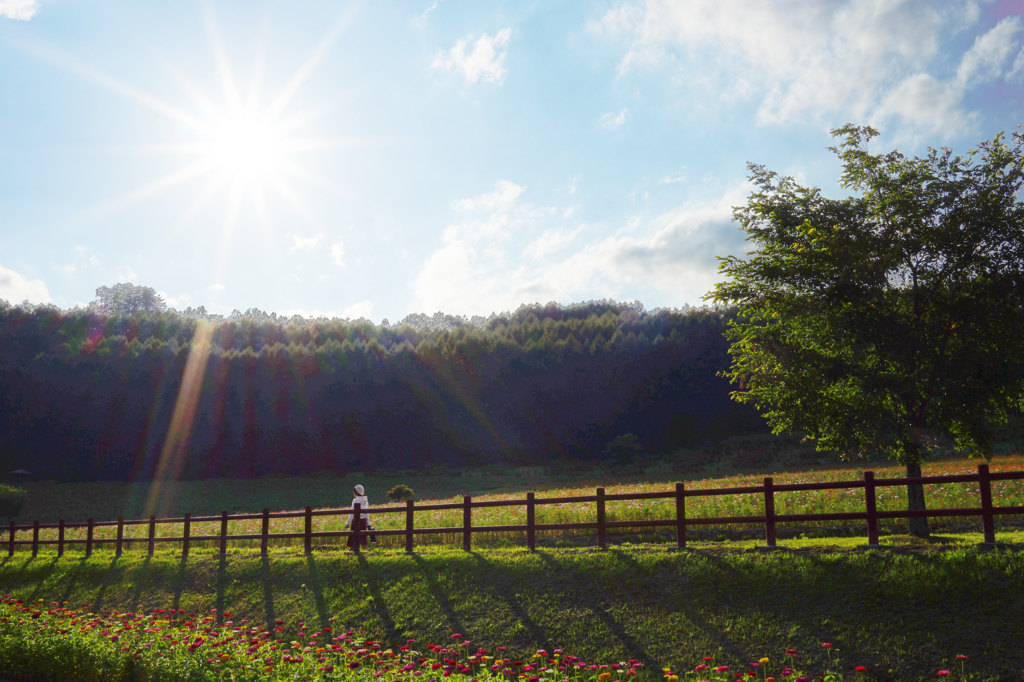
[716,666,730,673]
[937,672,950,677]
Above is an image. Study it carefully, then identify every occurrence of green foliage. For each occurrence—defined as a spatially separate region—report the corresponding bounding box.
[0,484,26,519]
[709,125,1024,466]
[603,434,645,470]
[91,282,167,316]
[385,484,415,502]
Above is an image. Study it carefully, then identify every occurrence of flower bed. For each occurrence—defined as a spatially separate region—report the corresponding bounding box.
[0,598,969,682]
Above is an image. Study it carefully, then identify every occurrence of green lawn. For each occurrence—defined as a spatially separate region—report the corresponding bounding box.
[1,541,1023,681]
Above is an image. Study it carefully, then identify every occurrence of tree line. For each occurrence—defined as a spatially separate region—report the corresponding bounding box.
[0,299,765,481]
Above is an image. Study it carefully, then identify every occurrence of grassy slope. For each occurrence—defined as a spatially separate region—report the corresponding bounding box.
[1,545,1022,682]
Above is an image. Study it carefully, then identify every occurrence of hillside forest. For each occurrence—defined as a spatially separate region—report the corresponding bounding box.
[0,299,772,481]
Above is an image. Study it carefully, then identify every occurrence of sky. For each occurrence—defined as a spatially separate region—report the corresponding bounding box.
[1,0,1023,324]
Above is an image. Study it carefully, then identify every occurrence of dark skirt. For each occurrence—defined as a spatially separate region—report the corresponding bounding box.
[347,517,368,550]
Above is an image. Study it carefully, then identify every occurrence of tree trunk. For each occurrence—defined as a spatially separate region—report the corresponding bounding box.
[906,461,930,538]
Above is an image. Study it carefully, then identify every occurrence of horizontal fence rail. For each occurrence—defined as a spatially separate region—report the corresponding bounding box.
[5,464,1024,558]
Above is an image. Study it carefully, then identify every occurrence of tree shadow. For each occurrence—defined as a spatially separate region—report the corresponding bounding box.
[408,553,467,637]
[469,552,552,651]
[215,553,227,624]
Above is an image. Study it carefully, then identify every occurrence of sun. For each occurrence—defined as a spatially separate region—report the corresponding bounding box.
[204,112,284,180]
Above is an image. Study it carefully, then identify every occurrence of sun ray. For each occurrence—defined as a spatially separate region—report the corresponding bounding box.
[264,2,362,121]
[76,158,217,225]
[201,1,243,116]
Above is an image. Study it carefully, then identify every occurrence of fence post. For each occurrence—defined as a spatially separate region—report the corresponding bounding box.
[764,477,776,547]
[220,511,228,555]
[182,513,191,557]
[31,521,39,557]
[596,488,606,550]
[6,521,13,557]
[86,519,94,558]
[405,500,414,553]
[864,471,878,545]
[463,496,472,551]
[147,515,156,557]
[57,520,65,558]
[116,517,124,557]
[979,464,996,544]
[352,503,361,553]
[675,482,686,549]
[304,507,313,554]
[526,492,536,551]
[260,509,270,556]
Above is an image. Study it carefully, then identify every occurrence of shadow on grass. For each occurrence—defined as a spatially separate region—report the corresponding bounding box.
[22,556,60,604]
[355,554,401,641]
[261,555,277,632]
[470,552,551,651]
[129,555,152,612]
[409,553,467,637]
[171,554,188,613]
[83,554,125,614]
[304,554,331,629]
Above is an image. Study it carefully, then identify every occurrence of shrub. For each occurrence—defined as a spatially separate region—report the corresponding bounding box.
[386,484,415,502]
[604,434,645,470]
[0,485,26,519]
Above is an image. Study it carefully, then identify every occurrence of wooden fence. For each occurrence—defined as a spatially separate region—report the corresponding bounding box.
[6,464,1024,558]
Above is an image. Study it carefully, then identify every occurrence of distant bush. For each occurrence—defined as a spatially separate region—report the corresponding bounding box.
[0,485,26,519]
[386,484,415,502]
[604,434,645,470]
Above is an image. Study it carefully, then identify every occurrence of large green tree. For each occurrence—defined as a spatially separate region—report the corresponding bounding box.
[708,125,1024,537]
[91,282,167,316]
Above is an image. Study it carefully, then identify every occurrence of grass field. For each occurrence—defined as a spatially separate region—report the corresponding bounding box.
[1,542,1023,681]
[9,454,1024,552]
[3,454,1024,681]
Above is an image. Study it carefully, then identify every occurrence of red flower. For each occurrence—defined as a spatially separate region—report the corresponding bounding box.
[956,655,968,660]
[821,643,831,648]
[855,666,867,673]
[937,671,950,677]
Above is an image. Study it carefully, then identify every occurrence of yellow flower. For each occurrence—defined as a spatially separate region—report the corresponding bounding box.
[599,673,612,680]
[317,647,326,654]
[220,654,231,661]
[668,677,679,681]
[760,658,769,664]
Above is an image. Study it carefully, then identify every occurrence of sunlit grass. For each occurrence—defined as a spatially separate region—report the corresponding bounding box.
[11,455,1024,554]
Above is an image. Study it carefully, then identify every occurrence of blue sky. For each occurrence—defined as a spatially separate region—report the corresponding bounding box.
[1,0,1022,324]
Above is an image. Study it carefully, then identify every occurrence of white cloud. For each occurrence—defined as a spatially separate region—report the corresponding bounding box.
[523,226,584,260]
[330,241,346,267]
[432,28,513,84]
[413,181,747,316]
[592,0,1023,138]
[159,291,191,309]
[0,265,50,304]
[1009,47,1024,82]
[290,234,323,251]
[598,109,628,129]
[0,0,39,20]
[342,300,374,320]
[208,282,226,293]
[659,173,686,184]
[452,179,524,212]
[114,267,138,283]
[955,16,1023,88]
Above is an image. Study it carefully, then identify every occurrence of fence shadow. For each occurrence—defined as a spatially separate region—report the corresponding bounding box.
[304,554,331,629]
[469,552,551,651]
[23,556,61,605]
[355,554,401,641]
[170,554,188,613]
[57,556,90,606]
[260,555,277,632]
[129,555,153,613]
[408,553,467,637]
[83,554,123,614]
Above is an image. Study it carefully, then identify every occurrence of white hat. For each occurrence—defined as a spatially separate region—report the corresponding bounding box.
[354,484,365,495]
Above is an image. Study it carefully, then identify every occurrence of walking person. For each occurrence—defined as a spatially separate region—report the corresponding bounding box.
[345,484,371,551]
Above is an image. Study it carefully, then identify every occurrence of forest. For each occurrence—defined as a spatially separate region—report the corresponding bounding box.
[0,298,767,481]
